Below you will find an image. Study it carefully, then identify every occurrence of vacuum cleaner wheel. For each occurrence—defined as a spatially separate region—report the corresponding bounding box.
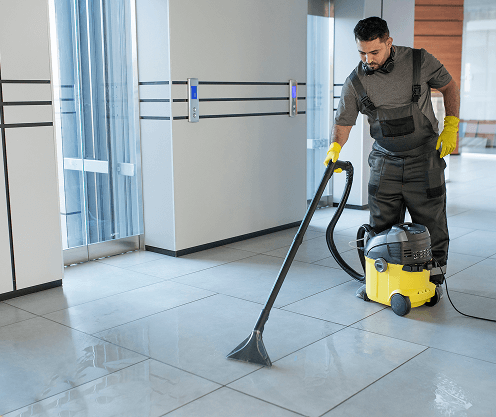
[425,287,441,307]
[390,293,412,316]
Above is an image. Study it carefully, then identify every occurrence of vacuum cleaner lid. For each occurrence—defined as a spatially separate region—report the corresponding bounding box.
[365,223,432,265]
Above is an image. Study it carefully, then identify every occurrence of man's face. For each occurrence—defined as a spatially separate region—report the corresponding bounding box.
[356,37,393,72]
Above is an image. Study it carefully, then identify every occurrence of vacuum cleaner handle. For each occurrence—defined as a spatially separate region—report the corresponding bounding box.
[325,161,367,282]
[252,159,348,333]
[227,159,354,366]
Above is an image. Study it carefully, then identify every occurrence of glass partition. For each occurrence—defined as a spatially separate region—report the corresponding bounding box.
[50,0,142,255]
[307,1,334,202]
[459,0,496,154]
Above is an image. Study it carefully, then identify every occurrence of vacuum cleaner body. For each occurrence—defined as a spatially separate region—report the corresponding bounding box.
[363,223,437,315]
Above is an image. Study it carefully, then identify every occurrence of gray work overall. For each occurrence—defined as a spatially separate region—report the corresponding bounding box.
[350,49,449,271]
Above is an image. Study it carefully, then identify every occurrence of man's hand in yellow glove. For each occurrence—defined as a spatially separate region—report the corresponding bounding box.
[436,116,460,158]
[324,142,342,172]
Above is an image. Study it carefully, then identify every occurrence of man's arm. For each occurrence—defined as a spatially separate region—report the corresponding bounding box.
[437,79,460,118]
[324,125,353,167]
[331,124,353,147]
[435,79,460,158]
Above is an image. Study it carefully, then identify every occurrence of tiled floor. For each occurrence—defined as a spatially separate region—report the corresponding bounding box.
[1,153,496,416]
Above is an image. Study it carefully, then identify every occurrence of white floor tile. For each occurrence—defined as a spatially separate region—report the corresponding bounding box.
[0,302,36,328]
[283,280,386,326]
[449,230,496,257]
[4,360,219,417]
[264,234,355,264]
[445,258,496,299]
[228,327,426,417]
[43,281,215,334]
[313,248,364,273]
[446,225,476,240]
[354,291,496,364]
[445,251,486,277]
[166,388,301,417]
[447,210,496,232]
[324,348,496,416]
[0,318,146,415]
[96,249,167,267]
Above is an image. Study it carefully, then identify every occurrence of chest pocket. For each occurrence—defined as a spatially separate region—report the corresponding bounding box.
[371,105,415,138]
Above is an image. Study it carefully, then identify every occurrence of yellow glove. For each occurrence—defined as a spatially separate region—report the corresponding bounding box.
[324,142,342,172]
[436,116,459,158]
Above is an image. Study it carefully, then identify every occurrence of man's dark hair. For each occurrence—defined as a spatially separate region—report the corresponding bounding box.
[354,17,389,42]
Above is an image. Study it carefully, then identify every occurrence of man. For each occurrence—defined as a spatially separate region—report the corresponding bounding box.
[325,17,460,299]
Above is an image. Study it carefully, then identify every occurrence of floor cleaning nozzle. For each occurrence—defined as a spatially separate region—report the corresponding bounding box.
[227,160,353,366]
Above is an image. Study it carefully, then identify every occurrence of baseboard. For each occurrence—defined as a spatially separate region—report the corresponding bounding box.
[0,279,62,302]
[146,221,301,257]
[333,203,369,210]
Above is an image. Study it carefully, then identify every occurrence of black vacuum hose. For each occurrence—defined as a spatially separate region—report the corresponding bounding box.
[324,163,367,283]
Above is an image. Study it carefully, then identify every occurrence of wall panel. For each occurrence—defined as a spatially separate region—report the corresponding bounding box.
[414,1,464,86]
[0,0,64,298]
[6,127,63,290]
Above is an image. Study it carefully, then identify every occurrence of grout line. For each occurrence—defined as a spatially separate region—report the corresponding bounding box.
[0,315,38,330]
[317,347,429,416]
[446,256,493,278]
[88,294,219,335]
[158,386,226,417]
[278,279,355,308]
[0,302,41,317]
[222,387,308,417]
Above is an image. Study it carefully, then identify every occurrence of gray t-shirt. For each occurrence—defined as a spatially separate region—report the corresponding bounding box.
[335,46,452,133]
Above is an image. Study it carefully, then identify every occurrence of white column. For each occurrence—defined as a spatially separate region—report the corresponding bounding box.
[139,0,308,254]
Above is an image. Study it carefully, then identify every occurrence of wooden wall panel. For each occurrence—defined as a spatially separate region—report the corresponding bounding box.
[414,21,463,36]
[414,1,464,87]
[415,0,462,5]
[415,1,464,153]
[415,5,463,20]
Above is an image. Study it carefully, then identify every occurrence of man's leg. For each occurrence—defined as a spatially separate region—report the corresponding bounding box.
[357,152,406,299]
[403,151,449,287]
[368,151,407,231]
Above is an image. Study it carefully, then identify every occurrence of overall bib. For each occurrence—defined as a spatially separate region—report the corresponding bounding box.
[350,49,449,273]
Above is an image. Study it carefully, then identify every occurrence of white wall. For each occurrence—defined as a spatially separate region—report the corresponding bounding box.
[136,0,175,251]
[333,0,415,207]
[139,0,307,253]
[0,0,64,295]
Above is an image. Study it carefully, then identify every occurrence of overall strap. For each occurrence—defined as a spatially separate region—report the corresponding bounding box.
[350,69,376,112]
[412,48,422,102]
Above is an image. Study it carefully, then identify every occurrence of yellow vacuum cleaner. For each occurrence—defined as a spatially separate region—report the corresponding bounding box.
[324,166,442,316]
[360,223,441,316]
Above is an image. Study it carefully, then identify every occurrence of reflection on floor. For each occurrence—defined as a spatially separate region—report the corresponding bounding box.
[1,153,496,416]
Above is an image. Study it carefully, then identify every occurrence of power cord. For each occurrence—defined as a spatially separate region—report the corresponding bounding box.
[434,258,496,323]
